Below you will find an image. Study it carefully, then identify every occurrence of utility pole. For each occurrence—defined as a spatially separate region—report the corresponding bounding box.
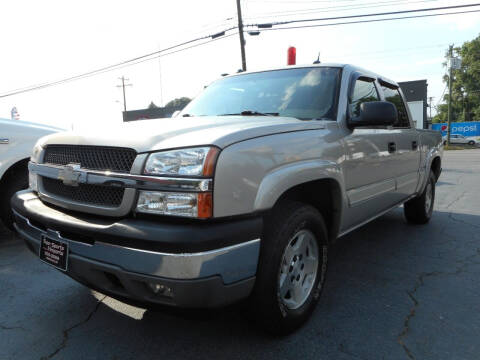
[446,44,454,146]
[236,0,247,71]
[116,76,132,112]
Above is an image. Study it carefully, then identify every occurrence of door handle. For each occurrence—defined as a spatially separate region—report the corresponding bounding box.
[412,141,418,150]
[388,142,396,153]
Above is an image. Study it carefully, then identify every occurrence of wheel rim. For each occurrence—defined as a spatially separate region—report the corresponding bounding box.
[425,182,433,213]
[277,229,319,310]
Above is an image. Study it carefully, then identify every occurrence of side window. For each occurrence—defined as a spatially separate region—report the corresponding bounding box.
[350,79,379,118]
[381,85,410,128]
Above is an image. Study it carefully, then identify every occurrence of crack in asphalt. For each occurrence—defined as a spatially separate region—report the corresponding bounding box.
[0,324,26,331]
[398,271,441,360]
[398,248,480,359]
[443,191,467,210]
[41,295,106,360]
[448,212,480,230]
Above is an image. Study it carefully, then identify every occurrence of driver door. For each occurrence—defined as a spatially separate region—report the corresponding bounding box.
[342,76,398,230]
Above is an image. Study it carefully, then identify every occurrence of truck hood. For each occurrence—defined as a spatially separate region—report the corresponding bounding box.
[38,116,327,152]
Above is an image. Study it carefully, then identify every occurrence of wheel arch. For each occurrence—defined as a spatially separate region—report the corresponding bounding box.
[430,156,441,181]
[0,158,29,187]
[277,179,342,243]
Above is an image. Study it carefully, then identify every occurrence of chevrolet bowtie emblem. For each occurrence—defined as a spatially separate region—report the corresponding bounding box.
[58,163,82,186]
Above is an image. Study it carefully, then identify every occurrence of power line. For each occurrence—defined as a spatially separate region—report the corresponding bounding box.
[244,0,441,19]
[436,84,447,107]
[247,3,480,27]
[248,0,355,3]
[2,3,478,99]
[250,9,480,32]
[0,32,239,100]
[0,27,237,99]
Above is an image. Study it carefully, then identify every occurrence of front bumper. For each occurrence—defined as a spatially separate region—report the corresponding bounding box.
[12,190,262,307]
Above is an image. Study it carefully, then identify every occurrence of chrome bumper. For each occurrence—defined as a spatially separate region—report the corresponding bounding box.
[14,210,260,284]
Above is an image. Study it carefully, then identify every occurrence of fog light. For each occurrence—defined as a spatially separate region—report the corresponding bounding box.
[147,283,173,298]
[148,283,165,294]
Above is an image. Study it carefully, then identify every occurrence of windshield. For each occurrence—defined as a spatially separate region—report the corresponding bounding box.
[181,67,341,120]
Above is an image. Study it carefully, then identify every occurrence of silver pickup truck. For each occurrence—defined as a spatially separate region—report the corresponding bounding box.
[12,64,442,334]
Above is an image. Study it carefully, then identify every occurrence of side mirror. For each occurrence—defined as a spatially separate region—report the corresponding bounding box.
[349,101,397,127]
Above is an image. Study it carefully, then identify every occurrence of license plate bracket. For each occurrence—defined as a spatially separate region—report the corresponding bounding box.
[39,235,69,271]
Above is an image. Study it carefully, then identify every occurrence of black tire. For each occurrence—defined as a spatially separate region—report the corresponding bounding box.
[404,171,435,224]
[248,201,328,335]
[468,140,475,146]
[0,166,28,231]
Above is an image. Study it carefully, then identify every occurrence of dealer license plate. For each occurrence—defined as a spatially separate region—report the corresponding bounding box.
[39,235,69,271]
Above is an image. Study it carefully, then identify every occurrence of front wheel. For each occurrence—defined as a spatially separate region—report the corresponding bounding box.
[249,201,328,335]
[404,171,435,224]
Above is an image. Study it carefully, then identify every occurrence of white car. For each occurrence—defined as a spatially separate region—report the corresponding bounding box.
[443,134,477,145]
[0,118,60,230]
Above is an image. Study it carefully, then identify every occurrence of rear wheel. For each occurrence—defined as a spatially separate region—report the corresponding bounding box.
[249,201,328,335]
[468,140,475,146]
[404,171,435,224]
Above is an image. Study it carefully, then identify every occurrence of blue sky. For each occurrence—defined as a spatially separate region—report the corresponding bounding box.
[0,0,478,130]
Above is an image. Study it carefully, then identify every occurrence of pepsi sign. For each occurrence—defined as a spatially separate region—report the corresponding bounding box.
[432,122,480,137]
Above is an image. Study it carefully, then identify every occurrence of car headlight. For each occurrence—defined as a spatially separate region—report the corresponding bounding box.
[138,146,219,218]
[144,146,219,176]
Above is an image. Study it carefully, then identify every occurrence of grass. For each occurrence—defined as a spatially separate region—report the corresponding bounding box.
[444,145,466,150]
[444,144,479,150]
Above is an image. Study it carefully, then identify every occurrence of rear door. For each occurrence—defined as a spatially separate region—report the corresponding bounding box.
[380,82,421,201]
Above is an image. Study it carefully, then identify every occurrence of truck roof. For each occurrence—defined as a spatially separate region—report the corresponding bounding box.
[224,63,399,88]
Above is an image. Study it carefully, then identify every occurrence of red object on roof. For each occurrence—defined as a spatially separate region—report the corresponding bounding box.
[287,46,296,65]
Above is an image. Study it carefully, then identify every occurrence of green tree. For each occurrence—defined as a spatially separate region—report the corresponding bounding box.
[165,97,191,110]
[433,34,480,123]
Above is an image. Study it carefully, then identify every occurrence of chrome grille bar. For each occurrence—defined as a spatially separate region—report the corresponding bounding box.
[29,162,213,192]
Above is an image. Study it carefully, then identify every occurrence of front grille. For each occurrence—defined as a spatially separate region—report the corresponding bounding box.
[44,145,136,173]
[42,177,124,207]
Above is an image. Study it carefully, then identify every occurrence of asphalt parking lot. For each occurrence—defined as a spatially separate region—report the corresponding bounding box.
[1,149,479,360]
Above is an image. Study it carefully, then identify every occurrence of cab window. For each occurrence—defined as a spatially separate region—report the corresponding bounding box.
[381,84,410,128]
[350,79,379,118]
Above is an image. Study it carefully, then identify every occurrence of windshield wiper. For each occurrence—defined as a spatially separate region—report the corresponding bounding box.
[219,110,280,117]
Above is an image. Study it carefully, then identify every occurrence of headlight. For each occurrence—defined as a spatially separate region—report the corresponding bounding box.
[144,147,219,176]
[136,191,212,218]
[138,146,219,218]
